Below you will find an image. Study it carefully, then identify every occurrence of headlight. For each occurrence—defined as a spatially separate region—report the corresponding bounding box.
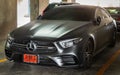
[6,34,14,48]
[7,34,14,43]
[59,38,82,48]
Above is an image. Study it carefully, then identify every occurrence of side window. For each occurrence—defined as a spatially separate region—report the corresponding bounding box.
[100,9,110,19]
[95,8,112,25]
[104,9,111,17]
[95,8,104,19]
[95,8,101,19]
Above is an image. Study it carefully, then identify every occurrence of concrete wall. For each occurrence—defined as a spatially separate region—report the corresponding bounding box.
[30,0,49,20]
[0,0,17,40]
[30,0,39,21]
[67,0,75,2]
[39,0,49,15]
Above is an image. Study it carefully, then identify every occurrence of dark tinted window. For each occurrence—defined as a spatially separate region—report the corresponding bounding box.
[43,3,79,13]
[41,6,95,21]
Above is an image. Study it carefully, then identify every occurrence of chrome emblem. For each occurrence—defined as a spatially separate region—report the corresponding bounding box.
[26,41,37,52]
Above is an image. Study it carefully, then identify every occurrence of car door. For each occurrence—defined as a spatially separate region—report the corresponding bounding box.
[94,8,111,50]
[100,9,115,42]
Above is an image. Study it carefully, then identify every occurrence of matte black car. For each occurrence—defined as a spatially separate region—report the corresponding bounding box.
[105,7,120,31]
[5,5,116,68]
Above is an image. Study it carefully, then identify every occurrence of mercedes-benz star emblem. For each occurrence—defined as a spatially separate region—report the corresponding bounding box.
[26,41,37,52]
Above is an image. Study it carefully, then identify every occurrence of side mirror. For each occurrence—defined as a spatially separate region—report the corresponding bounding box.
[93,16,101,25]
[37,15,42,20]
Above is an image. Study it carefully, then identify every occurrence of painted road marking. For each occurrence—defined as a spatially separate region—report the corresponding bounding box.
[96,50,120,75]
[0,58,7,63]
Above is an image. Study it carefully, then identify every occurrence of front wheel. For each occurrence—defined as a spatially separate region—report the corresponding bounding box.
[82,39,94,68]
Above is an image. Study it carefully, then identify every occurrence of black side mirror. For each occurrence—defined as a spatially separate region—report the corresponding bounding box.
[37,15,42,20]
[93,16,101,25]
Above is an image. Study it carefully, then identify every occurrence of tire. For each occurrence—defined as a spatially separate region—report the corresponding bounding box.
[109,31,116,47]
[82,39,94,68]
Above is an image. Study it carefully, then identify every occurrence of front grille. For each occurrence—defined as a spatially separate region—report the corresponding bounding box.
[12,40,57,53]
[34,41,54,46]
[13,39,30,44]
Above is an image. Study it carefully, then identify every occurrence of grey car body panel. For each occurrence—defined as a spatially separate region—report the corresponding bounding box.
[5,5,116,67]
[11,20,90,41]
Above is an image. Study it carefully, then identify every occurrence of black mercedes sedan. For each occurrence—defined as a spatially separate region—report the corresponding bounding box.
[5,5,117,68]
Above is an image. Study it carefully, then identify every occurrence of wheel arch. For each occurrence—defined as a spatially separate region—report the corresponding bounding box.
[89,34,96,52]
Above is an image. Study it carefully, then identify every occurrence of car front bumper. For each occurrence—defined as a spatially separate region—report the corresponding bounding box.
[5,48,80,67]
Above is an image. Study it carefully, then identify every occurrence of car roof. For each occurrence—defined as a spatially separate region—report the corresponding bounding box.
[49,2,79,5]
[58,4,99,9]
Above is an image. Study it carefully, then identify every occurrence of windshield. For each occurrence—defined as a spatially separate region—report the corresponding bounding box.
[43,3,79,13]
[41,6,94,21]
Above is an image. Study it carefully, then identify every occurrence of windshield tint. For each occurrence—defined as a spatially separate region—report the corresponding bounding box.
[41,6,94,21]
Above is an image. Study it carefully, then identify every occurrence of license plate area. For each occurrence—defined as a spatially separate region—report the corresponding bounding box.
[23,54,39,64]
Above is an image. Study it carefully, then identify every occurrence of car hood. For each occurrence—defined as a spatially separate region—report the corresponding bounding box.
[11,20,89,41]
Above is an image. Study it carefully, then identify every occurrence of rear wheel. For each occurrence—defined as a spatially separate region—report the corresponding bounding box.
[82,39,94,68]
